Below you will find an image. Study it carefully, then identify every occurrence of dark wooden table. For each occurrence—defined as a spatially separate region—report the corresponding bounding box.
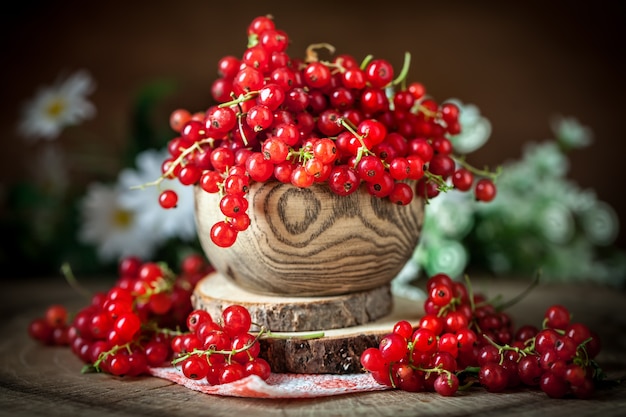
[2,276,625,417]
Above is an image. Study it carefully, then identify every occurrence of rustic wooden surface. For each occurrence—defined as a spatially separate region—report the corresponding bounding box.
[2,276,626,417]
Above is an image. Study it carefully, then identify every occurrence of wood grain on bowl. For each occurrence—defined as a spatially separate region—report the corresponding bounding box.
[194,181,424,297]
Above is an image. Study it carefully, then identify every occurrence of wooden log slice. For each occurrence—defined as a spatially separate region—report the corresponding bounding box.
[259,295,423,374]
[191,272,393,332]
[191,272,423,374]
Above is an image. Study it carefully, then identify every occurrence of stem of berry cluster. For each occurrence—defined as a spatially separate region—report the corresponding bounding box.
[260,329,325,340]
[391,52,412,88]
[305,42,336,63]
[359,54,374,70]
[131,139,214,190]
[218,91,260,109]
[451,155,502,182]
[237,112,249,146]
[494,270,542,311]
[483,335,531,364]
[85,342,133,373]
[60,262,92,299]
[423,171,454,194]
[335,117,372,166]
[171,326,324,367]
[287,146,314,164]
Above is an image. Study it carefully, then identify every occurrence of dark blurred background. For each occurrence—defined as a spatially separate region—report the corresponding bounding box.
[1,0,625,277]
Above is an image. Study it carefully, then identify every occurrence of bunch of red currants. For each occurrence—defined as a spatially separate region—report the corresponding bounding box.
[360,273,603,399]
[28,254,273,385]
[28,254,214,377]
[153,15,499,248]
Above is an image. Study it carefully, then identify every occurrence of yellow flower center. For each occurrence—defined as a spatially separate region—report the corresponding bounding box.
[112,209,133,229]
[46,98,66,118]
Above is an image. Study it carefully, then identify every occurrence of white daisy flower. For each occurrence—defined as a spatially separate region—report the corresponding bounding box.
[118,148,196,242]
[78,182,163,262]
[18,70,96,141]
[444,98,492,154]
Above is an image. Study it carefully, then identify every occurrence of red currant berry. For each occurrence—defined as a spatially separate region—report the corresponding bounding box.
[379,333,407,362]
[222,305,252,337]
[434,373,459,397]
[388,182,413,205]
[365,59,394,88]
[544,304,571,330]
[158,189,178,209]
[210,221,238,248]
[429,283,453,307]
[303,62,331,89]
[452,168,474,191]
[474,178,497,202]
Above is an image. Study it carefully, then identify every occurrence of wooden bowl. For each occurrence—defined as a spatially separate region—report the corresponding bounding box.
[194,181,424,297]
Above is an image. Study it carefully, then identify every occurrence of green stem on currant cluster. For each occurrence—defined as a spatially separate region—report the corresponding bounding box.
[436,296,463,319]
[391,52,412,89]
[247,33,259,48]
[495,269,542,312]
[218,91,259,109]
[457,379,477,391]
[305,42,336,63]
[172,327,325,367]
[237,113,249,146]
[83,342,133,374]
[287,146,314,164]
[423,171,453,194]
[483,334,532,365]
[131,138,213,190]
[260,329,325,341]
[172,327,269,367]
[328,55,350,74]
[463,274,477,313]
[415,104,438,119]
[133,276,172,305]
[451,155,503,182]
[413,364,456,386]
[336,117,372,167]
[60,262,92,300]
[455,366,481,390]
[360,54,374,70]
[459,366,481,375]
[129,262,177,305]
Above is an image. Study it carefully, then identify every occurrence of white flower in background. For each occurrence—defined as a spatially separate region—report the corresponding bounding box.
[425,189,474,239]
[580,202,619,246]
[537,202,575,244]
[78,182,162,262]
[416,237,469,279]
[551,115,593,149]
[18,70,96,141]
[118,148,196,242]
[445,98,492,154]
[523,141,569,179]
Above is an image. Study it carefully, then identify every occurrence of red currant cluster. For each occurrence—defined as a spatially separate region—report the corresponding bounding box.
[152,15,499,248]
[28,254,214,376]
[170,306,272,384]
[28,303,71,346]
[360,273,603,399]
